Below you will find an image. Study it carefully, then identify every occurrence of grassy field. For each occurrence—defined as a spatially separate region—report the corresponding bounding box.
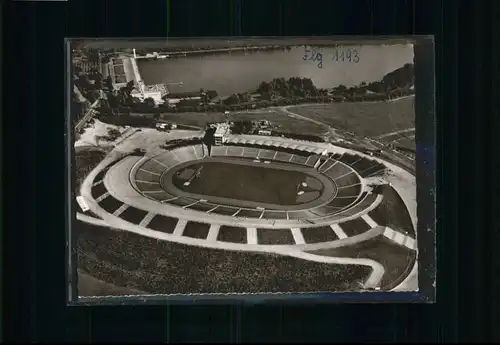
[119,206,148,225]
[75,221,371,295]
[74,147,107,195]
[368,185,415,238]
[394,138,416,152]
[77,271,146,297]
[98,195,123,214]
[217,226,247,244]
[301,226,339,244]
[159,111,328,136]
[338,218,372,237]
[257,228,296,245]
[183,222,211,239]
[229,111,327,136]
[378,130,416,153]
[172,162,319,205]
[131,98,413,139]
[309,235,417,290]
[90,182,107,199]
[288,97,415,137]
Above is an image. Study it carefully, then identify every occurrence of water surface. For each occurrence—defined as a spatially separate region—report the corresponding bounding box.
[137,45,414,95]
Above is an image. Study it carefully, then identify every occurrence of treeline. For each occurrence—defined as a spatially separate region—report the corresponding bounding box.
[71,101,90,127]
[257,76,321,99]
[96,80,161,116]
[71,50,104,125]
[95,87,414,118]
[71,78,101,126]
[133,45,291,56]
[161,137,202,150]
[73,73,102,103]
[229,121,255,135]
[348,63,414,94]
[73,49,100,72]
[75,150,107,194]
[94,64,415,117]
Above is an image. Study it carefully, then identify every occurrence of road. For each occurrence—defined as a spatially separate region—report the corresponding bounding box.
[364,137,415,173]
[375,127,415,139]
[75,97,103,132]
[280,106,336,137]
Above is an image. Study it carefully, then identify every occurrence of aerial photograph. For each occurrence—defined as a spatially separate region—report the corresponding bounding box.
[70,38,418,299]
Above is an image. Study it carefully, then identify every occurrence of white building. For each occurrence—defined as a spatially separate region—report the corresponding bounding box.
[166,96,201,106]
[164,91,203,106]
[214,123,231,145]
[108,57,167,105]
[130,81,168,104]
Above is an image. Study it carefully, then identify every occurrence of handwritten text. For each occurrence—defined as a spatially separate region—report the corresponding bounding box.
[302,47,323,68]
[303,46,360,68]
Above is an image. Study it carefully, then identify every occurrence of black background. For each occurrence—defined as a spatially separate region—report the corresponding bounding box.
[2,0,497,342]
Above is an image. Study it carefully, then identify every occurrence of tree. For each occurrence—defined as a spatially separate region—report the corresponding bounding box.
[205,90,218,101]
[257,81,271,94]
[366,81,385,93]
[144,97,156,108]
[224,94,240,105]
[87,50,100,62]
[107,128,121,140]
[125,80,135,93]
[230,120,253,134]
[104,76,113,90]
[260,92,271,101]
[336,84,347,92]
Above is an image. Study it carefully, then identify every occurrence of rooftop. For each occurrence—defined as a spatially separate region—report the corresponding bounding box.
[214,123,231,136]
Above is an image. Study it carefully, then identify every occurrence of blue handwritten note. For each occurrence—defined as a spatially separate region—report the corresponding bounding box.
[303,46,360,68]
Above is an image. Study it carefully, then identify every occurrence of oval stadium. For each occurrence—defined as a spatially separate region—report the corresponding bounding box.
[76,127,417,297]
[73,41,419,298]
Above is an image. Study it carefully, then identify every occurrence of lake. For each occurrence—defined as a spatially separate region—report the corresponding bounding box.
[137,44,414,96]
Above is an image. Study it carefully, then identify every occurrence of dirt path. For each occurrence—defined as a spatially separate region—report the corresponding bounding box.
[375,128,415,139]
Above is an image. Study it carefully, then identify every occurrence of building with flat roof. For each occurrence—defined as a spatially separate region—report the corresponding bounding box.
[108,56,168,104]
[108,57,137,89]
[165,91,203,99]
[214,122,231,145]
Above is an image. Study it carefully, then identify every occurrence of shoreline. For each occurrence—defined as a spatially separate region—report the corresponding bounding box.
[132,45,289,60]
[83,38,414,54]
